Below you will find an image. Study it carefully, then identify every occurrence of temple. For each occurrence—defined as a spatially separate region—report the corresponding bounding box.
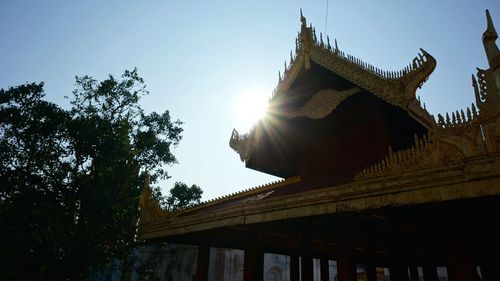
[138,10,500,281]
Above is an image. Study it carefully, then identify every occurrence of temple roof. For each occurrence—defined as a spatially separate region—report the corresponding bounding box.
[138,10,500,241]
[229,12,437,168]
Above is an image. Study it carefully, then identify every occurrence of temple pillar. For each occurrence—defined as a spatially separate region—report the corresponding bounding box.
[243,233,263,281]
[388,227,409,281]
[300,223,313,281]
[479,229,500,281]
[422,265,438,281]
[301,255,313,281]
[447,249,480,281]
[337,237,357,281]
[389,265,409,281]
[365,263,377,281]
[388,249,409,281]
[481,262,500,281]
[320,257,329,281]
[408,266,420,281]
[195,243,209,281]
[290,254,300,281]
[365,240,377,281]
[445,224,480,281]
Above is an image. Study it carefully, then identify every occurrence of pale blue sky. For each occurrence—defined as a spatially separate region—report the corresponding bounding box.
[1,1,499,200]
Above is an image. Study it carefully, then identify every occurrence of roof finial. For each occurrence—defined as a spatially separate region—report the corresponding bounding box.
[483,9,500,69]
[472,74,483,106]
[300,9,306,25]
[485,9,498,39]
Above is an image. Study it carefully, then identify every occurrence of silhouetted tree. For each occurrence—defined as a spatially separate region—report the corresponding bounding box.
[0,69,183,281]
[166,182,203,211]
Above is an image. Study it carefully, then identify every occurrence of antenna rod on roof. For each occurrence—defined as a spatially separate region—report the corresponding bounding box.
[324,0,330,35]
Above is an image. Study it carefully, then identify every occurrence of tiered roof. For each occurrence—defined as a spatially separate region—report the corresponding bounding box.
[230,11,437,165]
[138,10,500,240]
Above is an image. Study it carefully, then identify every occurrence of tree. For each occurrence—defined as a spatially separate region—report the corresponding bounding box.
[0,69,183,281]
[165,182,203,211]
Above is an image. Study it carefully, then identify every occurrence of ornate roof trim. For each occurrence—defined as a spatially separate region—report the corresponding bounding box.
[139,175,301,226]
[358,22,500,178]
[173,176,300,215]
[271,13,437,113]
[139,151,500,239]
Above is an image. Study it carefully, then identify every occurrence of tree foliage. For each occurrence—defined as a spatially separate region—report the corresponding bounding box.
[165,182,203,211]
[0,69,184,280]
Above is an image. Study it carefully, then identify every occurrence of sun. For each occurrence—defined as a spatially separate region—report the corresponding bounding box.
[233,89,270,130]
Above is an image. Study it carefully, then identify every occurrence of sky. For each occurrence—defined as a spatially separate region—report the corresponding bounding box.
[1,1,499,201]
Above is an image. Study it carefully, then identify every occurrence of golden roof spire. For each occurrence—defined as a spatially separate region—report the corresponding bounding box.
[483,9,500,69]
[300,9,308,34]
[484,9,498,39]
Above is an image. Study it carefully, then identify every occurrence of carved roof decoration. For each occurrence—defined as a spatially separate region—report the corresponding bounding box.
[139,10,500,240]
[357,9,500,178]
[483,9,500,69]
[286,87,362,119]
[484,9,498,41]
[272,10,437,113]
[139,173,164,223]
[138,175,301,226]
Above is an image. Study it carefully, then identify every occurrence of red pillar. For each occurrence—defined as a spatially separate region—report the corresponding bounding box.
[365,242,377,281]
[300,223,313,281]
[243,240,263,281]
[337,238,357,281]
[387,226,409,281]
[301,252,313,281]
[290,255,300,281]
[388,247,409,281]
[320,257,330,281]
[408,266,420,281]
[481,262,500,281]
[389,265,409,281]
[366,264,377,281]
[447,249,480,281]
[422,265,438,281]
[195,244,209,281]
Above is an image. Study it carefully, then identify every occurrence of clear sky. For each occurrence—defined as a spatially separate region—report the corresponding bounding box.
[1,1,499,201]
